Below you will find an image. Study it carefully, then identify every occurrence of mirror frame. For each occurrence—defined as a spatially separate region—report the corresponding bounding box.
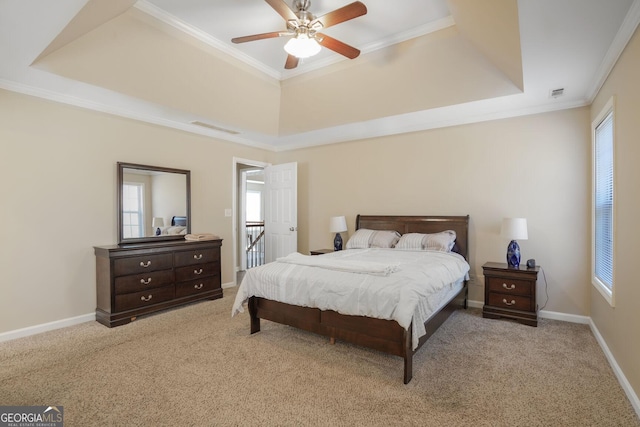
[117,162,191,245]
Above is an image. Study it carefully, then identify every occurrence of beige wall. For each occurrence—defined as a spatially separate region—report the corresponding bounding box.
[0,89,271,333]
[590,26,640,402]
[274,107,591,313]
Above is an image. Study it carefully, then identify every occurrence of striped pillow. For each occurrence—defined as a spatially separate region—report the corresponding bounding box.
[345,229,376,249]
[395,233,426,250]
[346,229,400,249]
[423,230,457,252]
[370,230,400,248]
[394,230,457,252]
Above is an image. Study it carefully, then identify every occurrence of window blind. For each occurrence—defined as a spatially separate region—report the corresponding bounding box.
[594,111,613,289]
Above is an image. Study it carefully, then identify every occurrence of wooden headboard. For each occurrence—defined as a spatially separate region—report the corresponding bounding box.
[355,215,470,261]
[171,216,187,226]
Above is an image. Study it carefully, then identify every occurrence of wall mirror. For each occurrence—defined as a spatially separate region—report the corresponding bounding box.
[117,162,191,244]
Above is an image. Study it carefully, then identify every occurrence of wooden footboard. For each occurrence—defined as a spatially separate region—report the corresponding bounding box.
[248,283,468,383]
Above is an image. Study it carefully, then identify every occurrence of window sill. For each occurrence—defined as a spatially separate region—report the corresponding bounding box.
[592,278,614,307]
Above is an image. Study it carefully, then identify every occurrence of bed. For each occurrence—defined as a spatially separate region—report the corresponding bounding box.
[157,216,188,235]
[232,215,470,383]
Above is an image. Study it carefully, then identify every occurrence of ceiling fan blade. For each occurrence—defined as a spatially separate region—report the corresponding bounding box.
[265,0,298,22]
[231,31,290,44]
[317,34,360,59]
[285,54,299,69]
[310,1,367,30]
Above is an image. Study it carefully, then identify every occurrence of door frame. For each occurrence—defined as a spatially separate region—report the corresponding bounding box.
[232,157,269,286]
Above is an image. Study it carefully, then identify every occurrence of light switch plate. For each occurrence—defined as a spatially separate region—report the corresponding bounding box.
[224,209,232,217]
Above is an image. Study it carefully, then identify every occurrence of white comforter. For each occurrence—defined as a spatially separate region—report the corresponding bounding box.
[231,248,470,349]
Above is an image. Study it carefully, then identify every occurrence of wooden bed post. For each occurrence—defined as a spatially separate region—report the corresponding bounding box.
[248,297,261,334]
[403,325,413,384]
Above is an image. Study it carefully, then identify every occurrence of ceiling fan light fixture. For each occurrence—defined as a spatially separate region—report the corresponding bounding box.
[284,34,321,58]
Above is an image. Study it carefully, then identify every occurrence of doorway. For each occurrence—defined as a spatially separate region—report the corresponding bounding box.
[232,158,298,286]
[234,159,267,285]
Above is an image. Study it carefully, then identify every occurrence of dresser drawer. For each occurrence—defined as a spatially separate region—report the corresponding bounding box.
[488,292,533,312]
[486,276,533,297]
[114,269,174,294]
[175,276,221,298]
[174,248,219,267]
[175,262,219,282]
[114,253,173,276]
[114,285,175,312]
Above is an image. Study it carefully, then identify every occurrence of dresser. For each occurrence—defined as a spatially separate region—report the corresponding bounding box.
[482,262,540,326]
[94,239,222,327]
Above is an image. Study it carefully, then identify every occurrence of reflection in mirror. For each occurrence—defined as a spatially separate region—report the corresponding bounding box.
[117,162,191,244]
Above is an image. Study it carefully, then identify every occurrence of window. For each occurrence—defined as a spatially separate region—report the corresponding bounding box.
[246,190,262,222]
[592,97,615,306]
[122,183,145,238]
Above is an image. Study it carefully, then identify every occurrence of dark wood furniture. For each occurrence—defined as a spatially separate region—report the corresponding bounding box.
[95,239,222,327]
[482,262,540,326]
[249,215,469,383]
[310,248,333,255]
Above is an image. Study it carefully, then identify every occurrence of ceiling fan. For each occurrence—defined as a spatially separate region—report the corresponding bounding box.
[231,0,367,70]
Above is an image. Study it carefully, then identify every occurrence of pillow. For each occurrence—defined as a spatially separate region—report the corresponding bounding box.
[166,226,187,235]
[395,233,426,250]
[345,229,376,249]
[394,230,457,252]
[345,229,400,249]
[423,230,457,252]
[370,230,400,248]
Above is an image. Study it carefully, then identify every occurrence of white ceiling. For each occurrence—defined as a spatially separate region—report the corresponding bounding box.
[142,0,453,79]
[1,0,639,151]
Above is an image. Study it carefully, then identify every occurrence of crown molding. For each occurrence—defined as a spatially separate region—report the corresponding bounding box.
[134,0,283,80]
[0,77,278,151]
[586,0,640,102]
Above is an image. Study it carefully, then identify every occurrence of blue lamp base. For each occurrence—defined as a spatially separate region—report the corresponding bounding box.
[334,233,343,251]
[506,240,521,268]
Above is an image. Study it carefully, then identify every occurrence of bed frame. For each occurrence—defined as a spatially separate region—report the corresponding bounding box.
[248,215,470,383]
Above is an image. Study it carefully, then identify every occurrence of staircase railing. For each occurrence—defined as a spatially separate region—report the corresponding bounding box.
[246,221,265,268]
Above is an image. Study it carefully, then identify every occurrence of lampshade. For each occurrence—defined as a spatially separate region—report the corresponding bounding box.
[329,216,347,233]
[152,217,164,228]
[501,218,528,240]
[284,35,321,58]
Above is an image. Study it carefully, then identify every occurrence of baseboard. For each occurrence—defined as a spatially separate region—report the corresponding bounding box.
[1,285,238,343]
[589,319,640,418]
[0,313,95,343]
[539,309,590,324]
[467,299,483,309]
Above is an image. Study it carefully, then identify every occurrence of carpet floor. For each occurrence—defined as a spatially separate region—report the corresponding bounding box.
[1,286,638,426]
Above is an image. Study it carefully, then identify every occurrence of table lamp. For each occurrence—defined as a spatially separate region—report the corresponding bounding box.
[501,218,528,268]
[152,217,164,236]
[330,216,347,251]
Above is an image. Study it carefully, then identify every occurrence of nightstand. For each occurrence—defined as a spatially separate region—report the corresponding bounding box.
[482,262,540,327]
[310,249,333,255]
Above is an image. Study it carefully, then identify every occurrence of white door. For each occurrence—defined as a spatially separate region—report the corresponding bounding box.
[264,162,297,262]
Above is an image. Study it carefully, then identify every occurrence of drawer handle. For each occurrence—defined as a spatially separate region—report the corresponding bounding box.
[502,283,516,290]
[140,278,152,285]
[193,254,203,260]
[140,261,152,268]
[194,268,203,275]
[140,294,153,302]
[502,298,516,306]
[194,283,204,290]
